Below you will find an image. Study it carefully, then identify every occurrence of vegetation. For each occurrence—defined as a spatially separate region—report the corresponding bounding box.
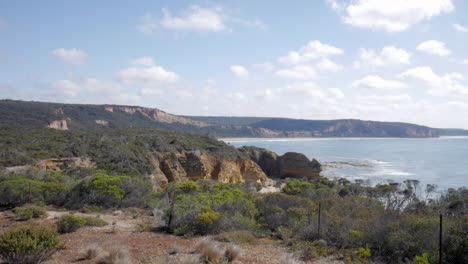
[57,215,87,233]
[0,169,153,209]
[13,204,47,221]
[0,225,63,264]
[149,179,468,264]
[0,125,245,174]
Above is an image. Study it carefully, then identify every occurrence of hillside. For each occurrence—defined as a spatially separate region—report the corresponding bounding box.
[2,99,466,138]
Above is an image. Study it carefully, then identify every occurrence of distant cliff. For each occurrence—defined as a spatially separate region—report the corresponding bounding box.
[1,99,464,138]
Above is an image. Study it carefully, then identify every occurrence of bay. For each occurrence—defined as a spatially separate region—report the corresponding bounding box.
[225,137,468,189]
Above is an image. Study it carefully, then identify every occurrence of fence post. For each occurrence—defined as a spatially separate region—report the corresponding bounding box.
[439,213,443,264]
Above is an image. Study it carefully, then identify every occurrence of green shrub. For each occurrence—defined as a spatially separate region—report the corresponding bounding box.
[415,253,430,264]
[57,215,87,233]
[13,204,47,221]
[83,216,109,227]
[216,231,257,244]
[0,225,63,264]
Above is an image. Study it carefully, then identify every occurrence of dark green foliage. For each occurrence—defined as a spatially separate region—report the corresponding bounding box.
[57,215,87,233]
[0,125,245,173]
[0,225,63,264]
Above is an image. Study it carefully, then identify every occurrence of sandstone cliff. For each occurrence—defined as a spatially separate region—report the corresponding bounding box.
[149,150,270,189]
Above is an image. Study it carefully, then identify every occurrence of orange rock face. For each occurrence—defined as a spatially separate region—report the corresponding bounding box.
[149,151,270,189]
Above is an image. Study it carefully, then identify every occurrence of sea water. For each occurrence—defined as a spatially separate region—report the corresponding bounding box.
[225,137,468,190]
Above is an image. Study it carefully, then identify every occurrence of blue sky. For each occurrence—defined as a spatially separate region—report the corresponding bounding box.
[1,0,468,128]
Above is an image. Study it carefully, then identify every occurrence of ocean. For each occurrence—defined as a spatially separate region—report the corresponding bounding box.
[225,137,468,190]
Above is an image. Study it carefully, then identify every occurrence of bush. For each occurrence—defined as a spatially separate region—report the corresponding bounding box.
[13,204,47,221]
[216,231,257,244]
[0,225,63,264]
[84,216,109,227]
[57,215,87,233]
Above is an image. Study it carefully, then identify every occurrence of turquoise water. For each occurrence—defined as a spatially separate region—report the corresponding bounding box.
[226,137,468,189]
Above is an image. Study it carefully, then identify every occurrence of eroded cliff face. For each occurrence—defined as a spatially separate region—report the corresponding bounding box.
[149,150,270,189]
[104,106,211,127]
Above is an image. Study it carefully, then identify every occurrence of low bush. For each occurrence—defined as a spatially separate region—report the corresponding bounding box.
[57,215,87,233]
[0,225,63,264]
[13,204,47,221]
[96,246,133,264]
[83,216,109,227]
[81,244,105,260]
[216,231,257,245]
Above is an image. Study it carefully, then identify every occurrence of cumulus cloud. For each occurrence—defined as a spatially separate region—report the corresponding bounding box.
[453,23,468,32]
[278,40,343,65]
[352,75,407,90]
[137,5,264,34]
[49,77,141,105]
[330,0,454,32]
[118,65,180,86]
[275,65,317,80]
[416,40,451,56]
[230,65,249,79]
[354,46,411,68]
[51,48,88,65]
[316,59,343,72]
[400,66,468,96]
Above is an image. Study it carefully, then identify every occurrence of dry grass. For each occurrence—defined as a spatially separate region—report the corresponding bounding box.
[280,254,300,264]
[196,238,225,262]
[224,244,242,262]
[96,247,132,264]
[81,244,105,260]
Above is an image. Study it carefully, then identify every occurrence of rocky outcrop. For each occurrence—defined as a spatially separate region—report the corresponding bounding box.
[47,120,68,130]
[278,152,321,178]
[33,158,96,171]
[149,150,270,189]
[240,146,321,178]
[95,120,109,126]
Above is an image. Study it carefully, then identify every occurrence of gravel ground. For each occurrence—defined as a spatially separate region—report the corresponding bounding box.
[0,210,344,264]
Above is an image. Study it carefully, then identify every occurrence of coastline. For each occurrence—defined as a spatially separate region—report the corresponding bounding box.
[220,136,468,142]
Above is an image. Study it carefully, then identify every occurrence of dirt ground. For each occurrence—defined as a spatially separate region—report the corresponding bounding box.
[0,209,344,264]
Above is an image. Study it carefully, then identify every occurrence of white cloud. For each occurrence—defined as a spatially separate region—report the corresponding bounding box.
[280,82,326,99]
[328,87,345,98]
[160,6,225,32]
[230,65,249,79]
[275,65,317,80]
[453,23,468,32]
[279,40,343,65]
[332,0,454,32]
[131,56,156,66]
[352,75,407,90]
[52,48,88,65]
[118,65,180,86]
[136,6,264,34]
[354,46,411,68]
[316,59,343,72]
[417,40,451,56]
[400,66,468,96]
[50,77,142,105]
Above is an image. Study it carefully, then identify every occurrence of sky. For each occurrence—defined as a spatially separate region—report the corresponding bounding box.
[1,0,468,129]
